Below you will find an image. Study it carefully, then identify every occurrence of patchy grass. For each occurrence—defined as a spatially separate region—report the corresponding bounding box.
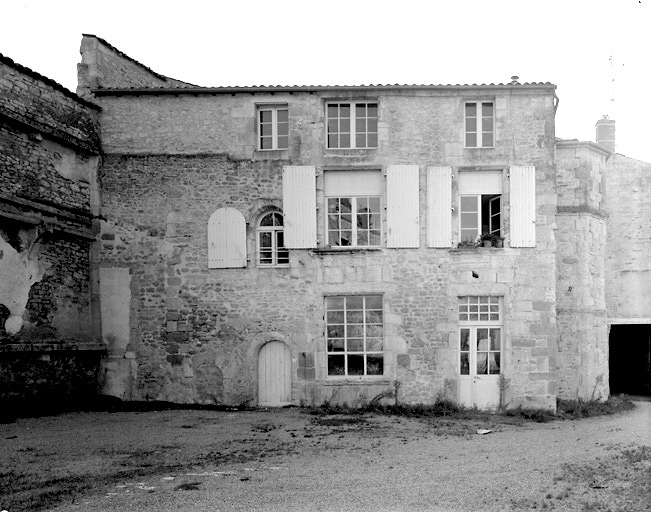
[556,394,635,419]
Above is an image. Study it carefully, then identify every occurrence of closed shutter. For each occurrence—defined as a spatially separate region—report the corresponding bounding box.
[427,166,452,247]
[509,165,536,247]
[283,166,317,248]
[208,207,247,268]
[386,165,420,248]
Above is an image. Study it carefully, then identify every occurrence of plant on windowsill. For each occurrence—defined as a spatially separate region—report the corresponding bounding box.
[480,233,504,248]
[457,238,479,249]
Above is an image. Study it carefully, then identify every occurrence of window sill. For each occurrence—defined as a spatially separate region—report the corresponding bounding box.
[312,247,382,255]
[253,149,289,161]
[451,245,505,252]
[321,377,391,386]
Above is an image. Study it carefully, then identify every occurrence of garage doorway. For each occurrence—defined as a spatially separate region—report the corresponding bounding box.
[609,324,651,396]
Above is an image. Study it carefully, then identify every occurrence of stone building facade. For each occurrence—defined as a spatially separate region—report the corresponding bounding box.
[0,52,103,404]
[79,35,566,410]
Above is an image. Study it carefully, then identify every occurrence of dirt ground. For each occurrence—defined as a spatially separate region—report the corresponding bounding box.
[1,401,650,512]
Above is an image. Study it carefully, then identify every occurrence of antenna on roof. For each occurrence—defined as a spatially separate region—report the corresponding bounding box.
[609,54,616,118]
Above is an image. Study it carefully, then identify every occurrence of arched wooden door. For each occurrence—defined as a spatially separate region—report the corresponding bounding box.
[257,341,292,406]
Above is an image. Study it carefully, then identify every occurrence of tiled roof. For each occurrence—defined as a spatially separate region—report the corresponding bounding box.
[0,52,101,110]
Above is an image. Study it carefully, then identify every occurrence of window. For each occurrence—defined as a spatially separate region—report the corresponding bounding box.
[257,212,289,267]
[258,105,288,150]
[458,170,502,243]
[465,101,494,148]
[327,102,378,149]
[326,295,383,376]
[458,296,502,375]
[324,170,383,248]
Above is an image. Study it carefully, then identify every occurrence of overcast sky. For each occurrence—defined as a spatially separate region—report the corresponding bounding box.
[2,0,650,161]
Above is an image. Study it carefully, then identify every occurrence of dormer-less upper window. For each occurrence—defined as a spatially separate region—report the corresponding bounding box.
[326,102,378,149]
[465,101,494,148]
[258,105,288,150]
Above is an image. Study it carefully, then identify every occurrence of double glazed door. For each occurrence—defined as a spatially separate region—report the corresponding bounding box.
[459,326,502,409]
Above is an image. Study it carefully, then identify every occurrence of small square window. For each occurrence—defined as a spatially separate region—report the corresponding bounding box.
[327,102,378,149]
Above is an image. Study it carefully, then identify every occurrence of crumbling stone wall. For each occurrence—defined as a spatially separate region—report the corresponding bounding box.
[0,52,103,403]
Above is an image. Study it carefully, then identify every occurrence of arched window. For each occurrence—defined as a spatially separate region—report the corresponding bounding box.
[257,212,289,267]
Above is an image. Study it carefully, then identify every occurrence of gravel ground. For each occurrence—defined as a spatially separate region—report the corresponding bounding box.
[1,400,650,512]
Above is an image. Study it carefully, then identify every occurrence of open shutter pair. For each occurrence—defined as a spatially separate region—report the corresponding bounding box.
[427,165,536,248]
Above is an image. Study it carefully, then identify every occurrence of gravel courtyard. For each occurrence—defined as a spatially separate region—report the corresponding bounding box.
[1,400,650,512]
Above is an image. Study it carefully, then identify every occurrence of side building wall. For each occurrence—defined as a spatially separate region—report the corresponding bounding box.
[555,142,609,400]
[0,53,103,406]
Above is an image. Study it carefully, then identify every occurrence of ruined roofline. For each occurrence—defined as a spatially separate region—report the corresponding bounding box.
[0,52,101,110]
[92,82,557,97]
[82,34,198,87]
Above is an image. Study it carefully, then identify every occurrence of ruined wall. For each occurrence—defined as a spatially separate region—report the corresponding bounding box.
[94,84,558,409]
[0,53,103,403]
[555,142,609,400]
[604,154,651,320]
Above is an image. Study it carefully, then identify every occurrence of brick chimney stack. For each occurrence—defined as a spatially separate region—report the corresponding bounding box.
[595,115,616,152]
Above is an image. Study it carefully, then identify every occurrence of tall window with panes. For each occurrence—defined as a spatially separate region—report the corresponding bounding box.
[465,101,494,148]
[258,105,288,150]
[458,296,502,376]
[326,102,378,149]
[458,170,502,242]
[326,295,383,376]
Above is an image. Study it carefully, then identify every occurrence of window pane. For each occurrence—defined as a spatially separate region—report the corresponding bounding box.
[367,355,383,375]
[477,353,488,374]
[490,353,501,374]
[482,102,493,116]
[482,133,494,147]
[327,325,344,338]
[369,230,381,245]
[355,103,366,118]
[465,103,477,116]
[277,109,288,122]
[477,329,489,350]
[367,104,378,117]
[460,329,470,351]
[460,353,470,375]
[327,310,344,323]
[328,134,338,148]
[260,110,272,123]
[339,104,350,117]
[340,198,351,213]
[327,105,339,118]
[273,213,284,226]
[326,296,344,310]
[259,252,272,264]
[366,324,383,337]
[347,355,364,375]
[365,309,383,323]
[277,251,289,264]
[367,133,378,148]
[346,296,364,309]
[356,133,366,148]
[347,325,364,338]
[365,295,382,309]
[460,196,478,212]
[260,137,272,150]
[340,134,350,148]
[490,329,500,350]
[357,230,369,246]
[260,214,274,226]
[466,133,477,147]
[482,117,493,132]
[346,310,364,323]
[340,119,350,133]
[327,339,345,352]
[339,231,352,246]
[259,232,272,248]
[466,118,477,132]
[368,197,381,212]
[366,338,383,351]
[328,355,346,375]
[348,338,364,352]
[277,135,288,149]
[367,118,378,132]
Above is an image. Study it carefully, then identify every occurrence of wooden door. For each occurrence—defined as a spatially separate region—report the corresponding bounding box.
[258,341,291,406]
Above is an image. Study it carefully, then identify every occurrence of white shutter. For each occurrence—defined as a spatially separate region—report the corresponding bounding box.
[283,166,317,248]
[208,207,247,268]
[509,165,536,247]
[386,165,420,248]
[427,166,452,247]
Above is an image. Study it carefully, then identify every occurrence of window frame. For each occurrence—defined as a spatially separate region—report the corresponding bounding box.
[464,100,495,148]
[326,101,379,149]
[256,211,289,267]
[325,294,384,377]
[458,193,502,242]
[458,296,502,376]
[257,104,289,151]
[326,195,382,248]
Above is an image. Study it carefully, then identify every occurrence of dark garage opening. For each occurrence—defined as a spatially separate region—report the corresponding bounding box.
[609,324,651,396]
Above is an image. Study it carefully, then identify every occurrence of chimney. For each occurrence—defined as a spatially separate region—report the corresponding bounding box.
[595,115,615,152]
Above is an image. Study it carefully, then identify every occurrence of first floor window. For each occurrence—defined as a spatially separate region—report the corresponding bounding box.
[327,102,378,149]
[326,295,383,376]
[465,100,494,148]
[257,212,289,266]
[459,296,502,375]
[327,196,381,247]
[459,194,501,242]
[258,105,288,150]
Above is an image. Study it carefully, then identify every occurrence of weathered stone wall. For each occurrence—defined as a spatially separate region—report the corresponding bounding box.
[555,143,608,400]
[77,34,190,98]
[0,53,100,347]
[604,154,651,320]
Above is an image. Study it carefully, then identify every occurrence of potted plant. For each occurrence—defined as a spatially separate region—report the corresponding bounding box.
[480,233,503,248]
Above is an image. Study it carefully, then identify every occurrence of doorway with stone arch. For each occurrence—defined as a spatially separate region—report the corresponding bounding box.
[257,340,292,406]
